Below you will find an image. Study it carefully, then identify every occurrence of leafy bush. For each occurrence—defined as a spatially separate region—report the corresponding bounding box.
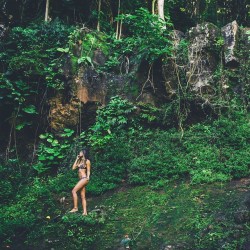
[105,8,173,70]
[182,114,250,183]
[87,96,163,150]
[0,177,54,246]
[0,161,33,203]
[87,96,137,148]
[0,20,73,132]
[1,20,72,88]
[88,111,249,187]
[58,28,109,70]
[34,128,75,174]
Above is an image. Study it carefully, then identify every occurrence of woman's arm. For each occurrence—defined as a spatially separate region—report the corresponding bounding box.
[72,157,79,170]
[86,160,91,179]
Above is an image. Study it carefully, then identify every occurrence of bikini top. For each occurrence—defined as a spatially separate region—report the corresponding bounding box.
[78,161,87,170]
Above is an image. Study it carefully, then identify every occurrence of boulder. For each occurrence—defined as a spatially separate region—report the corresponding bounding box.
[221,21,239,67]
[186,23,220,93]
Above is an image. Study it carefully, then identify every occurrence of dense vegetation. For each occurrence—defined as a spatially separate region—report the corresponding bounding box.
[1,0,249,29]
[0,1,249,249]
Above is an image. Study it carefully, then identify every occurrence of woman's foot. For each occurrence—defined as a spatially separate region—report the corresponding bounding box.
[82,212,87,216]
[69,208,78,213]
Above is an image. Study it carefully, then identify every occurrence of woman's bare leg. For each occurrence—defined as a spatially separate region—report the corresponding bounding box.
[70,179,88,212]
[81,187,87,215]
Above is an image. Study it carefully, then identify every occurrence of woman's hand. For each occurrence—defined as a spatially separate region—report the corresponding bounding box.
[72,156,80,170]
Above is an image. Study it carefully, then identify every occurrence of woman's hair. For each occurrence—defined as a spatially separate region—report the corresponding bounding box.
[81,148,89,159]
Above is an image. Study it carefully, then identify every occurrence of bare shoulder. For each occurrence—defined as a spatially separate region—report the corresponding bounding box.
[86,159,91,165]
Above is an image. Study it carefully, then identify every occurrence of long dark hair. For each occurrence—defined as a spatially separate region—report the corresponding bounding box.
[82,148,89,160]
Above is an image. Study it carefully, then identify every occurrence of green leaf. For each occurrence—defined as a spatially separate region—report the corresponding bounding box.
[16,123,26,130]
[57,47,69,53]
[61,128,74,137]
[45,148,55,154]
[39,134,48,139]
[38,155,46,161]
[22,105,38,114]
[33,163,49,173]
[86,56,92,64]
[52,140,59,146]
[53,152,60,156]
[77,56,93,66]
[77,57,85,64]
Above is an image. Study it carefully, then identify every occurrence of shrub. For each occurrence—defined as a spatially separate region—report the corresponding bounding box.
[105,8,173,70]
[34,128,75,174]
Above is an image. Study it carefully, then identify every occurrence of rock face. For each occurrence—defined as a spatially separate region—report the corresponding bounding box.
[75,67,107,104]
[162,30,185,99]
[93,48,107,67]
[162,59,177,99]
[47,21,249,131]
[187,23,220,93]
[221,20,239,67]
[49,95,80,131]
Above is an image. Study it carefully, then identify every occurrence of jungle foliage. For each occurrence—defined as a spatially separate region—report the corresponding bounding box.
[1,0,249,29]
[0,0,249,249]
[0,20,73,149]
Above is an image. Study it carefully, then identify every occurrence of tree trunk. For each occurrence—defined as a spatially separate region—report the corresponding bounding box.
[115,0,121,39]
[45,0,50,22]
[118,19,123,40]
[157,0,166,29]
[152,0,157,14]
[97,0,101,31]
[157,0,165,21]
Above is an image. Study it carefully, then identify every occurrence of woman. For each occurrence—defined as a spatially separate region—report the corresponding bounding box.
[70,149,91,215]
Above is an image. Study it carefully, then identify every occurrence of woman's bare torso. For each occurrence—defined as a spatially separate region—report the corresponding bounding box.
[78,160,89,179]
[78,169,87,179]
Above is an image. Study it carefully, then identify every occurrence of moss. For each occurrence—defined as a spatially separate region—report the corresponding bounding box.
[2,179,250,249]
[80,181,250,250]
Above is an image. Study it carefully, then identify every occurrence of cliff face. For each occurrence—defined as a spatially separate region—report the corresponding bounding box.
[47,21,249,132]
[0,19,248,147]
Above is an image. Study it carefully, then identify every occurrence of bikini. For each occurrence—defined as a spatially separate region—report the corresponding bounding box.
[78,162,88,180]
[79,163,87,170]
